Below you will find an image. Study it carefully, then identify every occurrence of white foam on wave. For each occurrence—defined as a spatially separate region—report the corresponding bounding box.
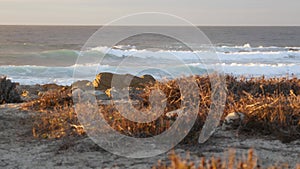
[220,63,300,77]
[3,44,300,85]
[218,63,296,67]
[187,62,300,77]
[3,62,300,85]
[89,45,300,65]
[90,46,202,61]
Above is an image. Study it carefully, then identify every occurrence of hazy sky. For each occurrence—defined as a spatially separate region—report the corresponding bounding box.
[0,0,299,26]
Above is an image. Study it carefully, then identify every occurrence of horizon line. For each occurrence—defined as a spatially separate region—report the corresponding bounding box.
[0,24,300,27]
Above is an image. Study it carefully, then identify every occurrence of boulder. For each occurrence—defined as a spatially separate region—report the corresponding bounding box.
[93,72,156,91]
[16,85,43,102]
[16,83,72,102]
[72,80,111,101]
[0,76,21,104]
[72,80,93,91]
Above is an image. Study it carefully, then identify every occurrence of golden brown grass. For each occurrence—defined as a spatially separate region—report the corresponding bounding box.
[152,149,300,169]
[20,75,300,168]
[224,76,300,142]
[21,75,300,142]
[22,87,84,139]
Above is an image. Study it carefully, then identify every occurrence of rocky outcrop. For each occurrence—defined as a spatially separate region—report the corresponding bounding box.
[16,83,70,102]
[72,80,111,101]
[93,72,156,91]
[72,80,93,91]
[16,85,42,102]
[0,76,21,104]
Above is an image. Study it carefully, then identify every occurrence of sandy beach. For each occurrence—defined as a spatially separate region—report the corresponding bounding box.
[1,74,300,168]
[0,103,299,168]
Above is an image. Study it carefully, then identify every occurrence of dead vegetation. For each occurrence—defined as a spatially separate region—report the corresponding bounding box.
[152,149,300,169]
[22,86,83,139]
[21,75,300,142]
[224,76,300,143]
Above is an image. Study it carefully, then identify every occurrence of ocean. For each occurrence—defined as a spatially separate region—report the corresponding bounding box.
[0,26,299,85]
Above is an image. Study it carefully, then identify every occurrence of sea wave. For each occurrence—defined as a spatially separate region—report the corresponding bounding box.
[2,44,300,85]
[86,45,300,64]
[3,44,300,65]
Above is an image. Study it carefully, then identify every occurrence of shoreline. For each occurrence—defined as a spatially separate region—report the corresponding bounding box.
[3,72,300,87]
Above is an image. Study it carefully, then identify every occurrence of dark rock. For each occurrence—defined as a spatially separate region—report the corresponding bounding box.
[42,83,67,91]
[16,85,43,102]
[72,80,111,102]
[93,72,156,91]
[0,76,21,104]
[71,80,93,91]
[16,83,70,102]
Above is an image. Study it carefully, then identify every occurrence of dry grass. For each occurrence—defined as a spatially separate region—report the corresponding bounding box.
[152,149,300,169]
[20,75,300,167]
[224,76,300,142]
[22,87,84,139]
[21,75,300,142]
